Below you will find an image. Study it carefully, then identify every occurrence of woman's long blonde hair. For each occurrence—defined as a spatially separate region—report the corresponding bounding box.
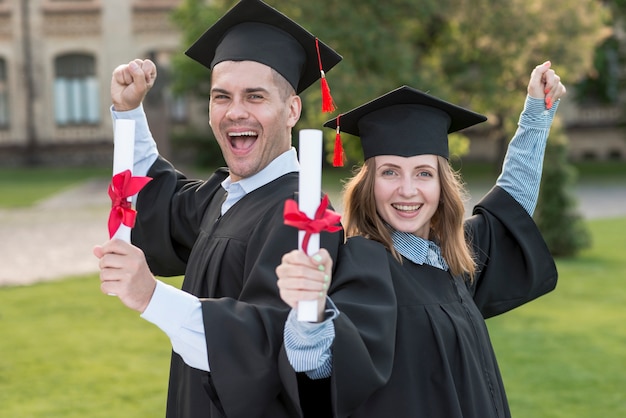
[342,156,476,280]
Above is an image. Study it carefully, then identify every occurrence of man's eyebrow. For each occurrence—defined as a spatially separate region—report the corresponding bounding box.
[210,87,271,95]
[244,87,271,94]
[210,88,229,95]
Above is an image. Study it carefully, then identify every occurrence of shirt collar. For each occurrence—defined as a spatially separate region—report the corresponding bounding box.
[391,230,449,271]
[220,148,299,214]
[221,147,299,194]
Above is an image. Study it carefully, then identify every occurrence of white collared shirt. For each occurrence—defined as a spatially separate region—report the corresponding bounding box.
[111,104,299,371]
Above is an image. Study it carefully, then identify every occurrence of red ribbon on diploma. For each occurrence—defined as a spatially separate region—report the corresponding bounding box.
[283,194,342,254]
[107,169,152,238]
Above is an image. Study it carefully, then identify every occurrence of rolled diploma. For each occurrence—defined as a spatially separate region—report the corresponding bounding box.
[297,129,322,322]
[112,119,136,243]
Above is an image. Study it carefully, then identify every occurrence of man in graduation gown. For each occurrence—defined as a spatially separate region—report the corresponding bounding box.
[94,0,352,416]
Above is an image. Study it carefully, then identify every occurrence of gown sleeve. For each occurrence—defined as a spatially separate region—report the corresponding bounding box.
[132,156,229,276]
[328,237,398,417]
[465,186,558,318]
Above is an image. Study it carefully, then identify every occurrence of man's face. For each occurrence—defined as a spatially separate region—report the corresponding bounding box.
[209,60,301,182]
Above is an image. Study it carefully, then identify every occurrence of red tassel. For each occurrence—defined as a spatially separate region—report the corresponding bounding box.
[316,38,336,113]
[333,123,344,167]
[320,71,335,113]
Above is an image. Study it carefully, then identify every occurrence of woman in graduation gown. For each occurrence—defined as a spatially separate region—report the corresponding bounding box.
[276,61,565,417]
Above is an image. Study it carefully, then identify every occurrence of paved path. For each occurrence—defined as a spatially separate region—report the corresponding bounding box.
[1,179,625,287]
[0,179,110,286]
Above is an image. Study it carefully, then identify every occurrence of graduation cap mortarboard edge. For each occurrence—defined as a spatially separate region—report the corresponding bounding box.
[324,86,488,166]
[185,0,342,112]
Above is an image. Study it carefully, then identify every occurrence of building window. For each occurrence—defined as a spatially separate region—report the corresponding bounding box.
[0,58,8,128]
[54,53,99,125]
[169,95,188,123]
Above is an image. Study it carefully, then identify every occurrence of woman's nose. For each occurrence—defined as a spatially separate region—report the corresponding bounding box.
[398,177,418,197]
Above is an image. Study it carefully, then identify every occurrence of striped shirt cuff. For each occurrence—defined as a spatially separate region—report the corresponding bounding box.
[284,299,338,379]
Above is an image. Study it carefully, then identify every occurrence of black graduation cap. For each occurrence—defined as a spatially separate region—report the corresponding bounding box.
[185,0,342,98]
[324,85,487,162]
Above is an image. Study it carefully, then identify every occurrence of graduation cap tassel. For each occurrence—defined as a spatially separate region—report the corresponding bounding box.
[320,71,335,113]
[315,38,336,113]
[332,115,344,167]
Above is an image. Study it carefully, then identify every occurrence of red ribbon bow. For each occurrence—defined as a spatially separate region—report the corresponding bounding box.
[283,194,342,254]
[107,170,152,238]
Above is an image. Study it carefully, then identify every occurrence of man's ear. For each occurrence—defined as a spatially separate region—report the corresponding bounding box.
[287,95,302,128]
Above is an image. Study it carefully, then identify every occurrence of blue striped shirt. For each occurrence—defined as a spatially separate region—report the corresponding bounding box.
[284,96,559,378]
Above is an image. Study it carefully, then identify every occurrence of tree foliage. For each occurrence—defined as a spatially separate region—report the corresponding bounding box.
[576,0,626,105]
[535,123,592,256]
[171,0,608,164]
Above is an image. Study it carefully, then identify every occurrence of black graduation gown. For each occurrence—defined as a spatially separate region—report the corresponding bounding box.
[329,186,558,418]
[132,157,344,418]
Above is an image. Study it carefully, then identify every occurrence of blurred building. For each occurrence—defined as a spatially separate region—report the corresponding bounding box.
[0,0,624,166]
[0,0,191,166]
[466,98,626,163]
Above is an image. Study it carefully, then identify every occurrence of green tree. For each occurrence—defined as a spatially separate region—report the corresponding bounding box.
[289,0,608,166]
[171,0,608,165]
[575,0,626,118]
[535,123,592,256]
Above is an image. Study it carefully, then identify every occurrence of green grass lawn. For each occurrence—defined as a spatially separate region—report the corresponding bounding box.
[1,218,624,417]
[0,166,111,208]
[0,275,183,417]
[488,216,626,417]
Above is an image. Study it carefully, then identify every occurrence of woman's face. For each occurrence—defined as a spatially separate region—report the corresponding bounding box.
[373,154,441,239]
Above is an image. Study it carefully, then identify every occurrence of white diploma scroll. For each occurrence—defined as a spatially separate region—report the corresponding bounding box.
[297,129,323,322]
[112,119,136,243]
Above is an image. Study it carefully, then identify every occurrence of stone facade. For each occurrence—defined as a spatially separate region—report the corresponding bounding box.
[0,0,191,165]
